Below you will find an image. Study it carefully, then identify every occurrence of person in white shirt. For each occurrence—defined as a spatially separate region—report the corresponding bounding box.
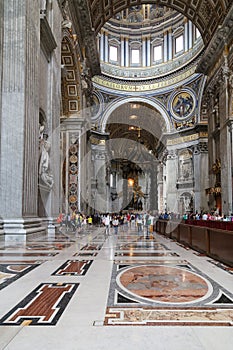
[103,214,110,235]
[136,214,143,233]
[202,213,208,220]
[112,216,119,234]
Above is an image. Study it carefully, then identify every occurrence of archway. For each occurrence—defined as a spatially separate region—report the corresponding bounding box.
[98,100,168,212]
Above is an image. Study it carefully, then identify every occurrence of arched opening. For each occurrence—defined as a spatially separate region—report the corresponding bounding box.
[96,101,167,213]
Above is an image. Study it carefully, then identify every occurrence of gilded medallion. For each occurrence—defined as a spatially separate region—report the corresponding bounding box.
[171,91,195,119]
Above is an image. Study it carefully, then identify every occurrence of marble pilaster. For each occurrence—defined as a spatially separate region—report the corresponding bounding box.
[142,37,146,67]
[220,54,232,215]
[146,37,150,66]
[193,143,209,213]
[125,37,129,67]
[149,165,158,211]
[168,28,172,60]
[0,0,44,235]
[100,31,104,61]
[166,150,178,213]
[188,21,193,50]
[104,31,109,62]
[120,36,124,66]
[93,146,109,213]
[163,31,168,62]
[184,19,188,52]
[227,123,233,214]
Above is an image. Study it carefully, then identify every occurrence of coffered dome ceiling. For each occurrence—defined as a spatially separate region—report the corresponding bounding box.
[88,0,231,44]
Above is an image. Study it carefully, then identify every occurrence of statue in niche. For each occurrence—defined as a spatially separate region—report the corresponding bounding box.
[39,141,54,189]
[184,197,190,211]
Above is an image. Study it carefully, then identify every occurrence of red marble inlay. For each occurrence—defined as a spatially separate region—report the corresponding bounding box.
[0,283,79,325]
[7,265,30,272]
[8,284,71,322]
[119,265,209,303]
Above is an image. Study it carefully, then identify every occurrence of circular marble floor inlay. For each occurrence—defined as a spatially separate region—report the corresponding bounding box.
[118,265,209,303]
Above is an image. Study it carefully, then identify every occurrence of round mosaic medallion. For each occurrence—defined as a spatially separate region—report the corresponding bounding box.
[69,155,78,163]
[70,144,77,154]
[118,265,210,304]
[69,195,77,203]
[171,91,195,120]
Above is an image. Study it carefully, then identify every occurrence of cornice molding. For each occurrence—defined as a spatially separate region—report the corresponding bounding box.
[40,17,57,62]
[196,6,233,75]
[70,0,100,76]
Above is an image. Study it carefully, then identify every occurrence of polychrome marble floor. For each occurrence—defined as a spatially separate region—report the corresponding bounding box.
[0,225,232,350]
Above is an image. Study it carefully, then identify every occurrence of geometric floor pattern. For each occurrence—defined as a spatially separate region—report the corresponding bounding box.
[104,262,233,326]
[0,283,79,326]
[102,231,233,327]
[51,260,93,276]
[0,263,40,290]
[0,225,233,349]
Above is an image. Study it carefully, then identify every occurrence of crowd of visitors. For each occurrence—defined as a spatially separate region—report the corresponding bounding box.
[56,208,233,236]
[158,210,233,222]
[56,211,156,237]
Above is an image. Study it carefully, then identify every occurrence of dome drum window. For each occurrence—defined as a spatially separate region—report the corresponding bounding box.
[130,41,142,66]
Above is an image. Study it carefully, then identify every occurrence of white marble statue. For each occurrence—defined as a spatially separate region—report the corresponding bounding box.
[39,141,54,189]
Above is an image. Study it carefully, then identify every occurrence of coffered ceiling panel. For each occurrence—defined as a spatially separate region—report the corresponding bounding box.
[88,0,231,44]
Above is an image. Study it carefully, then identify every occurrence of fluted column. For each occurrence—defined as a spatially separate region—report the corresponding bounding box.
[0,0,42,235]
